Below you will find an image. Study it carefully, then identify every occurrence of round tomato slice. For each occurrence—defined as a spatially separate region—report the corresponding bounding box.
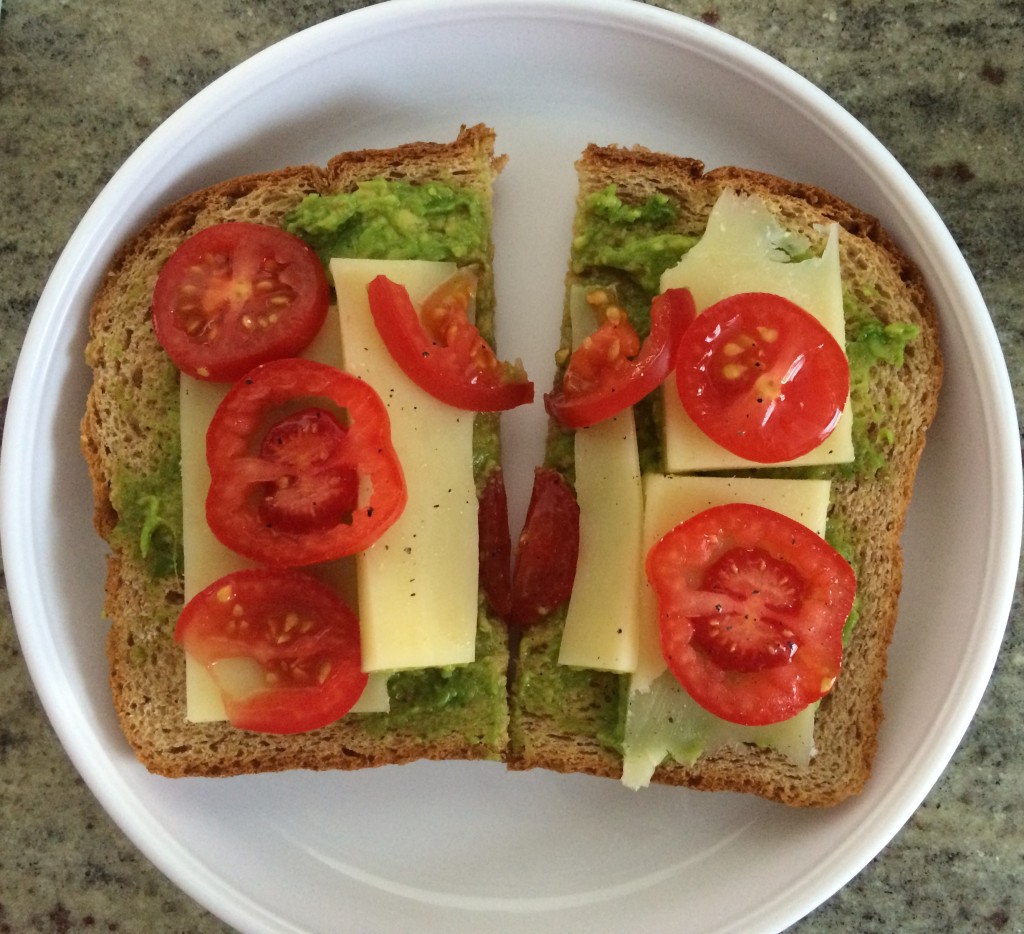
[674,292,849,463]
[206,358,406,567]
[646,503,856,726]
[478,469,513,621]
[153,222,329,381]
[366,270,534,412]
[509,467,580,628]
[545,288,696,428]
[175,568,367,734]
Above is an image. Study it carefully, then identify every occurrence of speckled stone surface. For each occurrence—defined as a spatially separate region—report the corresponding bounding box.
[1,1,1021,931]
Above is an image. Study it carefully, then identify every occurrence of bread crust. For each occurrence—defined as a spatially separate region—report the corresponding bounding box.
[508,144,943,806]
[81,125,511,777]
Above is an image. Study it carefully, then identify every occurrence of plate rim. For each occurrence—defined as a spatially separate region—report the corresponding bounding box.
[2,0,1020,931]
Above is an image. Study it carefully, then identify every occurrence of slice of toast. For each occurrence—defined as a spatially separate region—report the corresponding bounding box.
[508,144,943,806]
[81,125,511,777]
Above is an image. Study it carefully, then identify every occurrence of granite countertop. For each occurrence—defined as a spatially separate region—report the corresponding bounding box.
[1,1,1021,931]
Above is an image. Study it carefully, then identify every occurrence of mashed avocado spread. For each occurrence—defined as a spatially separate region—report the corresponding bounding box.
[284,178,489,269]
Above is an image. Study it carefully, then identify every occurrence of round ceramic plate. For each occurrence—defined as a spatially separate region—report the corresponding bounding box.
[3,1,1020,931]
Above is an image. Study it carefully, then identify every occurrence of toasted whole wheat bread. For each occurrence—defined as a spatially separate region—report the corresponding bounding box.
[81,125,511,777]
[507,144,943,806]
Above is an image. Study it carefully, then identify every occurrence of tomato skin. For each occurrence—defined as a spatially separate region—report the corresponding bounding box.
[366,272,534,412]
[153,222,329,381]
[206,358,406,567]
[478,470,513,620]
[509,468,580,628]
[674,292,849,463]
[545,288,696,428]
[175,568,367,734]
[646,503,856,726]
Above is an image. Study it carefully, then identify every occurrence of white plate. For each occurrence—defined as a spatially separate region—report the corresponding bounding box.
[2,1,1020,931]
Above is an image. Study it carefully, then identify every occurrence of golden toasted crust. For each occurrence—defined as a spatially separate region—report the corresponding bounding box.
[81,125,510,776]
[508,144,943,806]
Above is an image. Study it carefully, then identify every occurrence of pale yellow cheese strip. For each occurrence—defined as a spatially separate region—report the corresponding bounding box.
[558,287,644,673]
[660,188,853,471]
[181,297,391,721]
[632,474,831,692]
[331,259,478,672]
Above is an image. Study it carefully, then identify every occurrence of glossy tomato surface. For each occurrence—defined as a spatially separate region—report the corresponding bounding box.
[674,292,849,463]
[545,288,695,428]
[175,568,368,734]
[153,222,329,381]
[206,358,406,567]
[646,502,856,725]
[366,271,533,412]
[509,467,580,627]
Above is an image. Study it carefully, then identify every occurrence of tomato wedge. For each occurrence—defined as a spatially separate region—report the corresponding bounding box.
[478,470,513,620]
[646,503,856,726]
[366,270,534,412]
[153,222,329,381]
[206,358,406,567]
[545,288,696,428]
[509,467,580,627]
[674,292,849,463]
[175,568,367,734]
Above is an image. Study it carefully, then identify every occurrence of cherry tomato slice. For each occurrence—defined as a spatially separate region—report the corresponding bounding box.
[257,408,361,535]
[509,467,580,628]
[153,222,329,381]
[646,503,856,726]
[366,270,534,412]
[478,470,513,621]
[175,568,368,734]
[206,358,406,567]
[545,288,696,428]
[674,292,849,463]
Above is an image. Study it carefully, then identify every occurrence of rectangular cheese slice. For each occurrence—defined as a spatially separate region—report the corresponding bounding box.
[558,286,644,673]
[331,258,479,672]
[659,188,854,471]
[180,289,393,721]
[620,473,830,786]
[632,473,831,692]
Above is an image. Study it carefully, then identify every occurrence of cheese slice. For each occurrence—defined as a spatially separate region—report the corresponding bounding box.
[620,473,830,787]
[558,286,644,673]
[330,258,479,672]
[632,473,831,692]
[659,188,854,471]
[180,294,392,722]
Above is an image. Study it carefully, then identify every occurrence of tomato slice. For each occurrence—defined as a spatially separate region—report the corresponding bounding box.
[175,568,367,734]
[545,288,696,428]
[206,358,406,567]
[478,470,513,620]
[509,468,580,627]
[674,292,849,463]
[257,408,361,535]
[646,503,856,726]
[153,222,329,381]
[366,270,534,412]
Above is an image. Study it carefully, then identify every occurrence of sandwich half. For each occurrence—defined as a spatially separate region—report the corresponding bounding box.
[81,125,514,776]
[508,143,943,806]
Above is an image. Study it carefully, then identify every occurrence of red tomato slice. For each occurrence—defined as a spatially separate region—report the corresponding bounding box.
[674,292,849,463]
[478,470,513,620]
[545,288,696,428]
[206,358,406,567]
[175,568,367,734]
[366,271,534,412]
[646,503,856,726]
[153,222,329,381]
[257,408,361,535]
[509,467,580,628]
